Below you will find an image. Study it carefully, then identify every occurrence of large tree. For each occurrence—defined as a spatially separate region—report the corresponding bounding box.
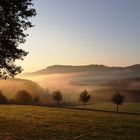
[0,0,36,79]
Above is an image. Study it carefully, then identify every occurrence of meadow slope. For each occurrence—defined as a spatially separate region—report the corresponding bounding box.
[0,105,139,140]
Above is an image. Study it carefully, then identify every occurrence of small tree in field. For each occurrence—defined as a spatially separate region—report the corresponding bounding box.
[52,90,63,106]
[111,91,124,112]
[79,90,91,108]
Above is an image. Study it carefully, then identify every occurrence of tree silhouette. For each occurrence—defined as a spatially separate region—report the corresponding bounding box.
[79,90,91,108]
[15,90,33,105]
[52,90,63,106]
[0,0,36,79]
[111,91,124,112]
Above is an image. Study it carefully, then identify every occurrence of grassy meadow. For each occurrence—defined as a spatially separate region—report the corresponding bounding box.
[0,105,139,140]
[74,102,140,114]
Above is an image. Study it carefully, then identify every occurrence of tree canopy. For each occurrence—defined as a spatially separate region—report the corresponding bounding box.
[111,91,124,112]
[0,0,36,79]
[79,90,91,105]
[52,90,63,106]
[112,91,124,105]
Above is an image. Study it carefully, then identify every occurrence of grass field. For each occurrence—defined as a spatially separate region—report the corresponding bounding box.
[0,105,139,140]
[74,102,140,114]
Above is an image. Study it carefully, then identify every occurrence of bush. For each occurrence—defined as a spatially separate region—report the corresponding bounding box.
[0,90,8,104]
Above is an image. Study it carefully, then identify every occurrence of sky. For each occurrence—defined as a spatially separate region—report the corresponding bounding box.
[17,0,140,72]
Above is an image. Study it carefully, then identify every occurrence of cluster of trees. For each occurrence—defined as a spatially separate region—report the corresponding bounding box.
[0,90,40,105]
[51,89,125,112]
[0,88,125,112]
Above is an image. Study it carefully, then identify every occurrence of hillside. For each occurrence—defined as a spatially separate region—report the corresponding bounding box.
[18,64,140,102]
[0,105,139,140]
[23,64,140,78]
[0,78,45,99]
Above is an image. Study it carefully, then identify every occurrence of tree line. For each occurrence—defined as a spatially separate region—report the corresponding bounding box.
[52,90,124,112]
[0,90,40,105]
[0,89,124,112]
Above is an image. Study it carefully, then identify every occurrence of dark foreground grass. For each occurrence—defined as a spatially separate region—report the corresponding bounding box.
[0,105,139,140]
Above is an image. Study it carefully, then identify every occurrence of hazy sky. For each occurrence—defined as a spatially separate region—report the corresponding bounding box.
[17,0,140,72]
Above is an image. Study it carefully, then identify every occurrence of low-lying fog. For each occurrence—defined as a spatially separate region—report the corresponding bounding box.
[18,72,140,102]
[19,73,104,91]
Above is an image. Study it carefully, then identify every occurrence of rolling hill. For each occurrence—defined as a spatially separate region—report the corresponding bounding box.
[22,64,140,78]
[18,64,140,102]
[0,78,45,99]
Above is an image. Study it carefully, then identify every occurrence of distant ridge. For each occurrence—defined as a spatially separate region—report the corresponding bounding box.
[125,64,140,70]
[22,64,140,77]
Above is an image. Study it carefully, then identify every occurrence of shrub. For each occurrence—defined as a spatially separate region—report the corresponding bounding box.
[0,90,8,104]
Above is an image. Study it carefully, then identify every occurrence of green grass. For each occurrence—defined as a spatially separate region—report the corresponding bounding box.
[0,105,139,140]
[75,102,140,114]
